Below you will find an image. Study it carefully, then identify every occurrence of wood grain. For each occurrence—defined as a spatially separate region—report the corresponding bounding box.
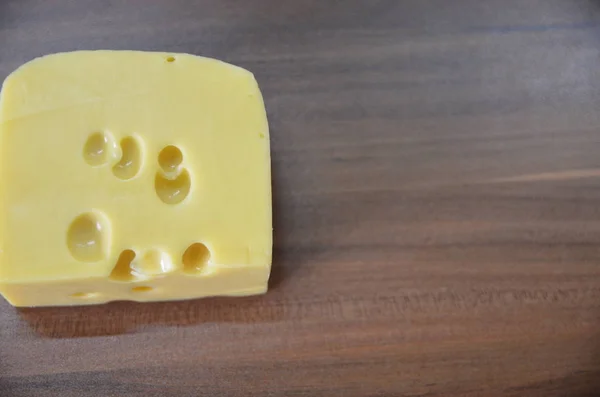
[2,0,600,396]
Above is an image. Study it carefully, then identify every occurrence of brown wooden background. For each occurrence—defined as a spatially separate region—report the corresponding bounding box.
[2,1,600,396]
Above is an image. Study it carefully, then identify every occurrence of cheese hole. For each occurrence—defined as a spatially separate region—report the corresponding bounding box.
[132,286,153,292]
[67,212,110,262]
[155,169,191,205]
[158,145,183,172]
[84,132,114,166]
[112,136,142,180]
[182,243,211,274]
[132,249,175,276]
[70,292,98,299]
[166,56,176,63]
[109,249,138,281]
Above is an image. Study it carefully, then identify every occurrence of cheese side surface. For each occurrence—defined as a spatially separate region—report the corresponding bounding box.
[0,51,272,306]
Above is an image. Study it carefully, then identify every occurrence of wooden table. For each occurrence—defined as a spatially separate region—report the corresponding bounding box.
[2,1,600,396]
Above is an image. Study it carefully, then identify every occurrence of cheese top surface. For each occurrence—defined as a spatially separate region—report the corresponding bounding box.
[0,51,271,305]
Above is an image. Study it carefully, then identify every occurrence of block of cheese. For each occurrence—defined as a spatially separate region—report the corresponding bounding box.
[0,51,272,306]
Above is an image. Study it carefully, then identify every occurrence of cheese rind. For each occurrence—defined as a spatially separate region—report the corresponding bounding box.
[0,51,272,306]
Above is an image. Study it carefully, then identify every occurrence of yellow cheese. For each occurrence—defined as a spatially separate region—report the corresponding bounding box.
[0,51,272,306]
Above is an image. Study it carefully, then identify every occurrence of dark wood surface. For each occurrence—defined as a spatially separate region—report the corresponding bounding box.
[2,1,600,396]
